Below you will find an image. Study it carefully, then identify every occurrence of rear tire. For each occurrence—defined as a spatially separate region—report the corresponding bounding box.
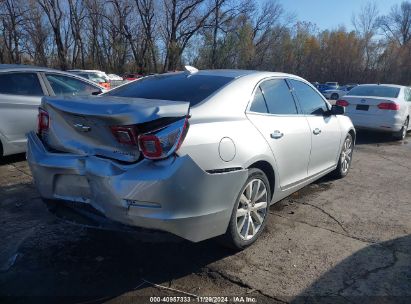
[331,93,339,100]
[221,168,271,250]
[393,118,409,140]
[332,133,354,179]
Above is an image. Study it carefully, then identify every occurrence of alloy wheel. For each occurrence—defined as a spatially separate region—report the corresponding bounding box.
[236,179,268,240]
[401,119,409,140]
[340,136,353,174]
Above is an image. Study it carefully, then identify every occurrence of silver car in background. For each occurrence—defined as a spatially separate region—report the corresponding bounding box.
[336,84,411,140]
[0,64,105,157]
[27,69,355,249]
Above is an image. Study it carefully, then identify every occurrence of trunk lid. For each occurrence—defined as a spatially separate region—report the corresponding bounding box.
[342,96,397,115]
[41,96,190,162]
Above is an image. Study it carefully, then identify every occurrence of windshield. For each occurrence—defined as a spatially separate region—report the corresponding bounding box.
[106,73,234,106]
[347,85,400,98]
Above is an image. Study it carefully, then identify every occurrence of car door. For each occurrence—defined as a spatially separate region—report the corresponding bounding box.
[289,79,342,177]
[42,73,103,96]
[0,72,47,154]
[246,78,311,189]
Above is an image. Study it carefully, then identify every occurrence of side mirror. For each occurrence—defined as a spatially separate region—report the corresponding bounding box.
[331,104,345,115]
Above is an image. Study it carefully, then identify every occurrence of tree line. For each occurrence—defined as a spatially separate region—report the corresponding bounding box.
[1,0,411,85]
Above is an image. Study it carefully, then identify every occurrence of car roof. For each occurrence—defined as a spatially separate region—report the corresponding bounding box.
[170,69,301,80]
[0,64,63,73]
[357,84,405,89]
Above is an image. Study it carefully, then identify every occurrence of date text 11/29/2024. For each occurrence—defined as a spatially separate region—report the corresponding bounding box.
[149,296,257,303]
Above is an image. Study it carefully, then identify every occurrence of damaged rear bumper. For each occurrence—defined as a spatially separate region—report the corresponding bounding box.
[27,132,247,242]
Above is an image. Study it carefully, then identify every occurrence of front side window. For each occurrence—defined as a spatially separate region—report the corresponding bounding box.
[46,74,100,96]
[260,79,298,115]
[290,79,328,115]
[0,72,44,96]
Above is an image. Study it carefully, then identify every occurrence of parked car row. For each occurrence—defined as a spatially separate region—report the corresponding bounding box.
[67,70,146,90]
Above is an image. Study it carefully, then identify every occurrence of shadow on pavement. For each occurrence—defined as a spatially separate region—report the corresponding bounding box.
[0,183,234,304]
[355,130,410,146]
[0,153,26,165]
[292,234,411,304]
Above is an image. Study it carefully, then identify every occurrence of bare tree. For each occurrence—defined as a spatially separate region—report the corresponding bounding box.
[161,0,216,71]
[0,0,26,63]
[68,0,87,68]
[21,0,51,66]
[136,0,158,72]
[379,1,411,46]
[37,0,70,69]
[84,0,106,69]
[352,1,380,79]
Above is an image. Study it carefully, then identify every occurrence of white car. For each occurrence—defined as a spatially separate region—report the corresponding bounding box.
[0,65,105,157]
[107,73,123,81]
[336,84,411,140]
[323,85,357,100]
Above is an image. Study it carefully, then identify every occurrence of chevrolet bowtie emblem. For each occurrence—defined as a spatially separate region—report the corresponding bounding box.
[73,123,91,132]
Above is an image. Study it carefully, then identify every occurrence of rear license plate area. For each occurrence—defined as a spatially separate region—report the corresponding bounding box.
[356,105,369,111]
[54,175,91,202]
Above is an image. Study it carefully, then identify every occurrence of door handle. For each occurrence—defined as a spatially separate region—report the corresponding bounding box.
[313,128,322,135]
[271,130,284,139]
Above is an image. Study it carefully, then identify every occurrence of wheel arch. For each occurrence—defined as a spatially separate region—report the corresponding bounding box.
[348,128,356,145]
[248,160,275,199]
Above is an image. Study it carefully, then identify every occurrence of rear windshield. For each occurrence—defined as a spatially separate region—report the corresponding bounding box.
[106,73,234,106]
[348,85,400,98]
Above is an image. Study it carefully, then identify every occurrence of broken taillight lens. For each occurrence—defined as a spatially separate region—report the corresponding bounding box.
[138,117,189,160]
[110,125,139,145]
[37,108,49,135]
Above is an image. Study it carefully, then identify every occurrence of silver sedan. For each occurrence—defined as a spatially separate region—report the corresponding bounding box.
[27,68,355,249]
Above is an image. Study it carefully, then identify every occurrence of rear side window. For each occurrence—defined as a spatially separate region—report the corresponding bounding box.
[260,79,297,115]
[45,74,100,96]
[0,72,44,96]
[250,87,268,113]
[348,85,400,98]
[290,79,328,115]
[107,73,234,106]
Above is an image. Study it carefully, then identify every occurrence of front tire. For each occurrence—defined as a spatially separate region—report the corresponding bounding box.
[222,168,271,250]
[332,133,354,179]
[393,118,409,140]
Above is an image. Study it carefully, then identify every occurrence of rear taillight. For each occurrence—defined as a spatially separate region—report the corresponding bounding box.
[138,134,163,158]
[138,117,189,160]
[110,125,138,145]
[37,108,49,135]
[336,100,349,107]
[378,102,400,110]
